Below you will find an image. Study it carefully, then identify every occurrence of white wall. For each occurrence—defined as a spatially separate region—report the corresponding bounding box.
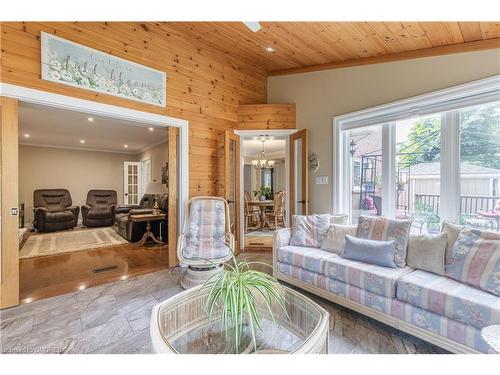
[268,49,500,213]
[138,141,168,185]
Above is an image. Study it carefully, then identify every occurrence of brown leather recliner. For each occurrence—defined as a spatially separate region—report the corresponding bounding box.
[33,189,79,232]
[114,193,168,242]
[82,190,117,227]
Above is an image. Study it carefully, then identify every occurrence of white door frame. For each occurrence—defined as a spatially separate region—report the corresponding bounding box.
[234,129,296,250]
[0,83,189,230]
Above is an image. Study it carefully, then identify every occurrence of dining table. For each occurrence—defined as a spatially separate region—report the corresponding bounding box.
[248,200,275,229]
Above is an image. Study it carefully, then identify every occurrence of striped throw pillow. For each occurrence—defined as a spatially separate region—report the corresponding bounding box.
[445,228,500,296]
[290,214,331,248]
[356,215,412,267]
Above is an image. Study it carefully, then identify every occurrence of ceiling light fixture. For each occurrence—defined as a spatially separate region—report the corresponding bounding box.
[24,133,30,138]
[124,144,129,148]
[148,127,154,132]
[80,139,85,144]
[265,46,275,53]
[87,117,94,123]
[252,135,275,170]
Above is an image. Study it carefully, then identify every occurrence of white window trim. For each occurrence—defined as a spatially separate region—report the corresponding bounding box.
[333,75,500,222]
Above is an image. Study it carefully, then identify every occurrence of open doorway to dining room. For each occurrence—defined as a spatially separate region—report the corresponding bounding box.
[239,132,289,250]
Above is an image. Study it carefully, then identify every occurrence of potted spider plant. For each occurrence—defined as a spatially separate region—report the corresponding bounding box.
[200,251,288,353]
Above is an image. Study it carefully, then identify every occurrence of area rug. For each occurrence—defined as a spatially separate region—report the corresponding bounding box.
[19,227,128,259]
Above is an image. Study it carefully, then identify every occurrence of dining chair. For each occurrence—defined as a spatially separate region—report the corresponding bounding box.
[177,196,234,289]
[267,191,285,230]
[244,195,261,233]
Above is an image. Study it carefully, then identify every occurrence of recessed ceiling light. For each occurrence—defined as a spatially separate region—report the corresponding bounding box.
[87,117,94,123]
[80,139,85,144]
[124,144,129,148]
[148,127,154,132]
[24,133,30,138]
[265,46,275,53]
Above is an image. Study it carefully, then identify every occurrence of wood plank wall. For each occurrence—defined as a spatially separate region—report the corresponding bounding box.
[0,22,267,197]
[236,104,296,130]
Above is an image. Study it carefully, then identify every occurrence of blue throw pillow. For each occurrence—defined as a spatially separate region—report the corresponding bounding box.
[341,235,397,268]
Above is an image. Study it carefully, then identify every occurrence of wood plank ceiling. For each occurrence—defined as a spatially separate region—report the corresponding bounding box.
[171,22,500,75]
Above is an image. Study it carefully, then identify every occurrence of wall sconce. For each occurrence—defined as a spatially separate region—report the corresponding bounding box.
[349,140,357,157]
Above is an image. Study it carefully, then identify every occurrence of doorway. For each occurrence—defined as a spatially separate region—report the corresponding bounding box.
[0,83,188,308]
[233,129,306,251]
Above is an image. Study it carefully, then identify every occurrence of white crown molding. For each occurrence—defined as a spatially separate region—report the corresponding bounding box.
[19,142,138,155]
[138,138,168,154]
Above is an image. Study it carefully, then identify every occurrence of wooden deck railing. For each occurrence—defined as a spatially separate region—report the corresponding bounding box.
[414,194,499,215]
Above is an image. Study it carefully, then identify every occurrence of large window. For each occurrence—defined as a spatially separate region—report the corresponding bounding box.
[334,76,500,232]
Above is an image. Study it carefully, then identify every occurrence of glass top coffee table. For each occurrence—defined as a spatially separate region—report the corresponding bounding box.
[150,285,329,354]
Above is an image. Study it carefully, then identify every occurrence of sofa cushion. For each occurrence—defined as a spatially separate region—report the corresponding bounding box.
[320,224,357,254]
[44,210,75,223]
[341,235,397,268]
[445,228,500,296]
[290,214,331,248]
[323,255,413,298]
[441,220,464,259]
[277,245,337,275]
[397,270,500,330]
[356,215,412,267]
[278,244,413,298]
[407,232,448,276]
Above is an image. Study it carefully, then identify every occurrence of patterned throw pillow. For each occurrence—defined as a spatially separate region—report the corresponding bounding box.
[445,228,500,296]
[290,214,331,248]
[356,215,412,267]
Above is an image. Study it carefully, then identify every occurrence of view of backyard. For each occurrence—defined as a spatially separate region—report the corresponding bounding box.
[349,102,500,232]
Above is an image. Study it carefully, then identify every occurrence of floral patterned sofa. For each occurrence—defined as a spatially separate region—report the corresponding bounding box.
[273,224,500,354]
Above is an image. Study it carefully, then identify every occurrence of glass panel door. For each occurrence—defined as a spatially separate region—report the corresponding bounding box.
[224,130,240,252]
[124,161,141,205]
[290,129,308,215]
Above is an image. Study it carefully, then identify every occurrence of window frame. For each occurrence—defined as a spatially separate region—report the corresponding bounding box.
[332,75,500,224]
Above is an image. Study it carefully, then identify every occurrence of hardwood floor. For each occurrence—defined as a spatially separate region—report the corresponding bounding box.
[20,242,169,304]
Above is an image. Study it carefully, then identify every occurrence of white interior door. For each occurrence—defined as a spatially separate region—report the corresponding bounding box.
[124,161,141,205]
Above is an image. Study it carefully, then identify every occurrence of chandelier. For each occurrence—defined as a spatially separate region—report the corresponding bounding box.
[252,136,275,170]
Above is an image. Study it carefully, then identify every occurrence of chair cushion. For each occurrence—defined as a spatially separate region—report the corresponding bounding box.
[445,228,500,296]
[86,209,113,219]
[356,215,412,267]
[289,214,331,248]
[44,210,75,223]
[182,243,231,260]
[397,270,500,329]
[277,245,413,298]
[183,198,227,260]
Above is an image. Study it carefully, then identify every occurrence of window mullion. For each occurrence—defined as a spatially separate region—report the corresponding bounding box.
[381,123,396,219]
[440,111,461,223]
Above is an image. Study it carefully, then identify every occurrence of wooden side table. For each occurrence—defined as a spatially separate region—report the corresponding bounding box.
[130,211,166,246]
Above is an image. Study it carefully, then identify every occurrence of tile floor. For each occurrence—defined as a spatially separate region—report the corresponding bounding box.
[0,252,445,354]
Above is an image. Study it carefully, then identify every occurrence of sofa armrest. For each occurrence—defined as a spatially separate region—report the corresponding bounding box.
[115,205,139,214]
[272,228,291,277]
[129,208,155,216]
